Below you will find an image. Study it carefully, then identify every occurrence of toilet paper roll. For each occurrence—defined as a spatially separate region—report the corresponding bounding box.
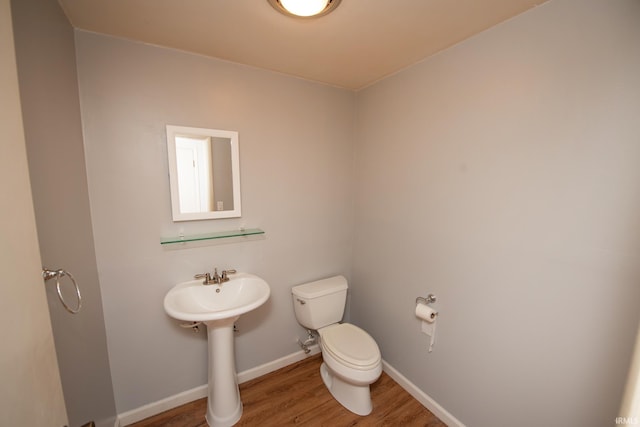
[415,303,438,323]
[416,303,438,353]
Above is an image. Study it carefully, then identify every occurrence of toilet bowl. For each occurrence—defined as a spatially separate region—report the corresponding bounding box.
[292,276,382,415]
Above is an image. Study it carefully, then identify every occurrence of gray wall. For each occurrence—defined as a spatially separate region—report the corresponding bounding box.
[352,0,640,426]
[74,31,355,412]
[10,0,117,426]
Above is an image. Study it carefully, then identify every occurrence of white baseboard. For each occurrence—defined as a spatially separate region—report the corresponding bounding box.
[117,345,321,426]
[237,344,321,384]
[118,384,208,426]
[382,360,465,427]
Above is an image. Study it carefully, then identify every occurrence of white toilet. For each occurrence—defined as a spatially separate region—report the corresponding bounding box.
[291,275,382,416]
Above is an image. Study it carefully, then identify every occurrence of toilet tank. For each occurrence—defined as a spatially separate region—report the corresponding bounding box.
[291,276,348,330]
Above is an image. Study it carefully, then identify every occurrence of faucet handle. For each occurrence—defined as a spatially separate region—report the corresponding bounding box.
[194,273,211,284]
[220,269,237,281]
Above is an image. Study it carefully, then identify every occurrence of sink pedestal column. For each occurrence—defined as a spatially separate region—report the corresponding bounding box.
[204,316,242,427]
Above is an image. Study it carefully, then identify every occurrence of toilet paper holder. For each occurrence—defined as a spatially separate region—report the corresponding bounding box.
[416,294,436,305]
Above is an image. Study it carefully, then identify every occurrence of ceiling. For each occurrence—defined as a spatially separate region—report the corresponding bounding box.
[58,0,547,91]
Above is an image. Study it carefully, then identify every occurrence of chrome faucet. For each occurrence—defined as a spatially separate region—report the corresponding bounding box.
[194,268,236,285]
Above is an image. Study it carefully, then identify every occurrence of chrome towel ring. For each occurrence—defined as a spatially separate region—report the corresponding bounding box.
[42,267,82,314]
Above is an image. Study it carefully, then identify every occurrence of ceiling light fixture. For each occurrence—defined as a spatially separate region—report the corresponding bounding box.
[267,0,341,18]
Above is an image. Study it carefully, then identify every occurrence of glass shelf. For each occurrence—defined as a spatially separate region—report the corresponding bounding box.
[160,228,265,246]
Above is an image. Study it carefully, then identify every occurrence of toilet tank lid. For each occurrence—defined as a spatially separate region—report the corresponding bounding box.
[291,275,348,299]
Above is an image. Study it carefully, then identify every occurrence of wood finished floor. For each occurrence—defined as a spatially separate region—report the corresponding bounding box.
[130,354,446,426]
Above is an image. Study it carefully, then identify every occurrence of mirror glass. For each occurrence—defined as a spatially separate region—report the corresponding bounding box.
[166,125,241,221]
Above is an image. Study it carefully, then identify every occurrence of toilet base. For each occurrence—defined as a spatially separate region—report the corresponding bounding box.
[320,362,373,416]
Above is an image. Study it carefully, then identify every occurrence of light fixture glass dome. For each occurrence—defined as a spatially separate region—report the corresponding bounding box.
[268,0,341,18]
[279,0,327,16]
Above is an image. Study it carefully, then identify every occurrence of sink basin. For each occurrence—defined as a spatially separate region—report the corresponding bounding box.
[164,272,270,322]
[163,272,270,427]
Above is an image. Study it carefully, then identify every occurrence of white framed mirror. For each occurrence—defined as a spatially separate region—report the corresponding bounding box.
[166,125,241,221]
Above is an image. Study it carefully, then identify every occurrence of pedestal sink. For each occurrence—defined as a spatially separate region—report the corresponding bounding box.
[164,272,270,427]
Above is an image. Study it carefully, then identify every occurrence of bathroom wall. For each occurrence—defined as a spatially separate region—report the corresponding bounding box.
[0,0,67,424]
[74,31,356,413]
[352,0,640,426]
[10,0,117,425]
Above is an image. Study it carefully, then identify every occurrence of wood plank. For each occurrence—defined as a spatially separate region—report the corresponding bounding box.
[129,355,446,426]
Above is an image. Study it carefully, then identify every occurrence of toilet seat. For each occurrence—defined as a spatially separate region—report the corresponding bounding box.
[319,323,381,371]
